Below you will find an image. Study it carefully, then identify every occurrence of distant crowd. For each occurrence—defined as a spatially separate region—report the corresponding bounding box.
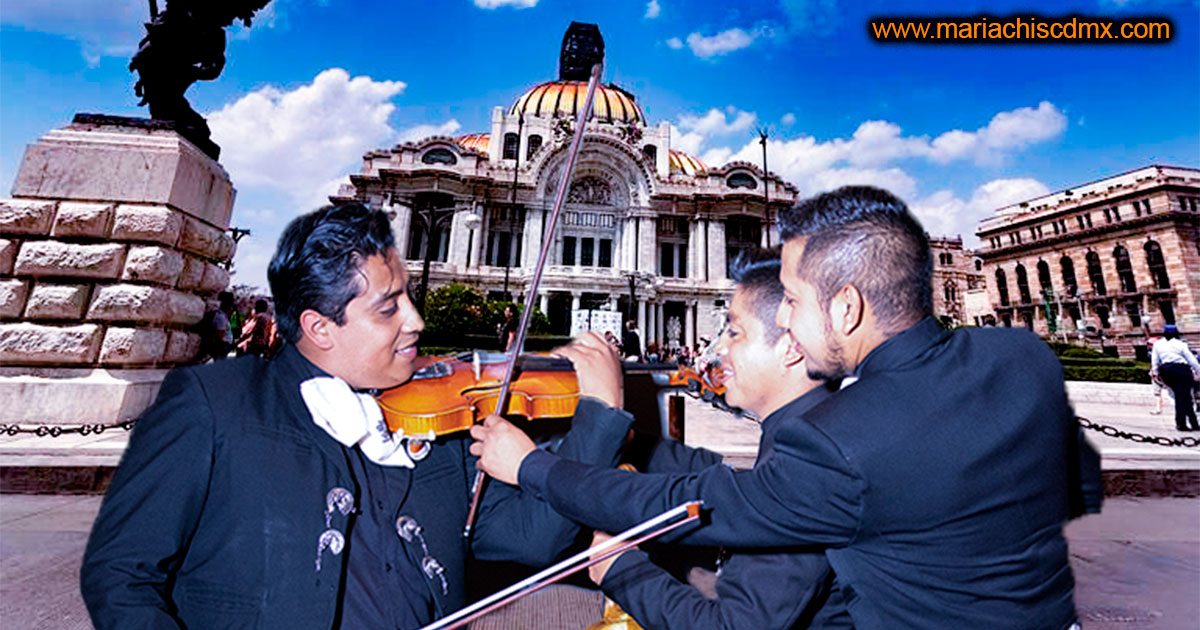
[198,291,281,361]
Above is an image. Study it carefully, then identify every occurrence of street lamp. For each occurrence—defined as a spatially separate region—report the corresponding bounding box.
[413,197,458,316]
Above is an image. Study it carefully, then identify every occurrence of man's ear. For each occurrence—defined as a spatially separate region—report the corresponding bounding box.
[829,284,865,336]
[298,309,335,351]
[777,334,805,368]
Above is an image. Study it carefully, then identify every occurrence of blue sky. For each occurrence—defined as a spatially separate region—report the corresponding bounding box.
[2,0,1197,289]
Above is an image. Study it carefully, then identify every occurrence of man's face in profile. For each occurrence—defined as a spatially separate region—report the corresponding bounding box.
[325,249,424,390]
[715,287,788,416]
[777,239,847,382]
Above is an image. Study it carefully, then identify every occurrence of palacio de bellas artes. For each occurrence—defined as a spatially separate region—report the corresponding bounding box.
[0,6,1198,630]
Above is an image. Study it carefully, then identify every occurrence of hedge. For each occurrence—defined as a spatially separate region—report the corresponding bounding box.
[1062,365,1151,384]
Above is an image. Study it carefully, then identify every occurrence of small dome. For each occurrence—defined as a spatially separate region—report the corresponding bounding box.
[456,133,490,154]
[669,150,707,177]
[511,81,644,125]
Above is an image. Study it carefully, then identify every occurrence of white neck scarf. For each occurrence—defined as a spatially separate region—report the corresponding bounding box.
[299,376,423,468]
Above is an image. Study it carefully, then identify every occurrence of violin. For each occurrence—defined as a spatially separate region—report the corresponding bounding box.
[372,351,731,438]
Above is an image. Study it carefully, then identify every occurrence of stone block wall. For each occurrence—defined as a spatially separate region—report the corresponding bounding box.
[0,119,235,370]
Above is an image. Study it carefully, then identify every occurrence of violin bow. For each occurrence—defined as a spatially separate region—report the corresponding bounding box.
[427,501,701,630]
[463,62,604,539]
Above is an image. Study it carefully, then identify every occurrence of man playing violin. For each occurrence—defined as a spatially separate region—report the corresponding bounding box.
[584,247,854,630]
[471,186,1102,630]
[81,203,635,629]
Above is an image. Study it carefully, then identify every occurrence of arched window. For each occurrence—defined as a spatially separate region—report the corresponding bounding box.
[1145,240,1170,289]
[1113,245,1136,293]
[1060,256,1078,296]
[1086,251,1106,296]
[526,134,543,160]
[995,269,1010,306]
[502,132,519,160]
[1037,260,1053,298]
[726,172,758,189]
[421,148,457,165]
[642,144,657,163]
[1015,264,1032,304]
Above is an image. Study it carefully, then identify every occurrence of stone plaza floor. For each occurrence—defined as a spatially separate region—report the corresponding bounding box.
[0,381,1197,629]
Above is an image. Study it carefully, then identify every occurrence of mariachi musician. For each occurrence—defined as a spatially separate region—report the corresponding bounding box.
[80,202,635,629]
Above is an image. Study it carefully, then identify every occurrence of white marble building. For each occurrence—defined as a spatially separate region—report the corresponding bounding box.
[334,23,796,349]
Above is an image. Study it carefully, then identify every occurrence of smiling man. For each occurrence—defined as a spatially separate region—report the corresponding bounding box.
[81,203,634,629]
[585,247,853,630]
[471,186,1102,630]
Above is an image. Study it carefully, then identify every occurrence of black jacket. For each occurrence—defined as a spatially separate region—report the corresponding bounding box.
[601,386,853,630]
[519,319,1103,630]
[81,345,633,629]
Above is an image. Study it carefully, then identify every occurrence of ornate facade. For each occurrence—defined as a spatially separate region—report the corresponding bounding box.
[976,165,1200,358]
[930,236,986,326]
[335,23,796,349]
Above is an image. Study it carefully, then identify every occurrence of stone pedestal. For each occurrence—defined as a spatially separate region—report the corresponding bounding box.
[0,116,236,425]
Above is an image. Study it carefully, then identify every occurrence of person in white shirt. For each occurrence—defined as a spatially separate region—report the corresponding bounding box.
[1149,324,1200,431]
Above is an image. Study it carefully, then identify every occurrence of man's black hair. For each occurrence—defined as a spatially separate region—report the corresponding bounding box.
[254,299,269,313]
[218,291,234,310]
[728,247,786,345]
[779,186,932,335]
[268,203,395,344]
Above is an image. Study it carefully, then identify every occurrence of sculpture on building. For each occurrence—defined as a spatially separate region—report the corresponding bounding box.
[129,0,271,159]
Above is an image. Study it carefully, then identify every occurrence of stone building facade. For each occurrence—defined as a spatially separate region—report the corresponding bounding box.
[335,24,796,349]
[930,236,986,326]
[0,117,235,424]
[976,165,1200,358]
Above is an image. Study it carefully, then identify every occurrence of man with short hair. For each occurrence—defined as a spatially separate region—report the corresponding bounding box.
[590,247,852,630]
[472,186,1102,630]
[81,203,633,629]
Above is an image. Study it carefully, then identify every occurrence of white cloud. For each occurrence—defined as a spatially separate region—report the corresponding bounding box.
[397,120,463,144]
[836,120,930,167]
[474,0,539,8]
[208,68,405,206]
[669,124,706,155]
[929,101,1067,164]
[781,112,796,126]
[0,0,146,63]
[645,0,661,19]
[666,37,684,49]
[685,28,757,58]
[678,107,757,137]
[0,0,297,64]
[807,167,918,200]
[912,178,1051,244]
[228,227,282,292]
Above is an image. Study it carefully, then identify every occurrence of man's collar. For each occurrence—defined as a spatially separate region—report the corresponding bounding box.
[760,379,839,427]
[853,317,950,379]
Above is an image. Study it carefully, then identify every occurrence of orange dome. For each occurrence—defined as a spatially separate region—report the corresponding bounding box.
[456,133,490,154]
[669,150,707,177]
[511,81,644,125]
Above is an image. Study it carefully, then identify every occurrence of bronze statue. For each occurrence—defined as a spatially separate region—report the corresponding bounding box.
[129,0,271,159]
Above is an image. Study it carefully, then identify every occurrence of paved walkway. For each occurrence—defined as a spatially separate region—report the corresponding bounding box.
[0,379,1196,629]
[2,494,1195,630]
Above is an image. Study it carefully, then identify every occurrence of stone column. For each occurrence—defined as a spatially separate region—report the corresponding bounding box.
[685,300,697,349]
[657,298,667,343]
[389,200,413,253]
[638,216,656,276]
[522,207,545,269]
[620,217,636,271]
[539,292,548,316]
[571,292,581,313]
[637,300,647,341]
[707,220,727,281]
[0,117,235,427]
[687,218,700,280]
[447,209,472,268]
